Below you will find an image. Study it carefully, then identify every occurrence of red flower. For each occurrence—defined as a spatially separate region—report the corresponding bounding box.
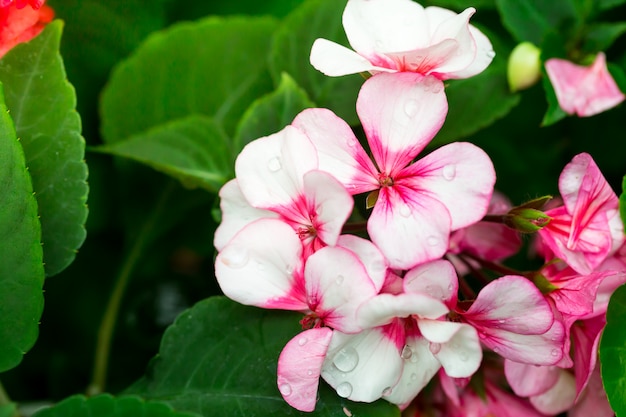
[0,0,53,58]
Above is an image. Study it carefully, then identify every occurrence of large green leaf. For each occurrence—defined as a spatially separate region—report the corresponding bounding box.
[0,404,17,417]
[100,16,277,144]
[600,284,626,416]
[235,72,316,152]
[32,394,199,417]
[0,84,45,372]
[96,115,232,193]
[0,21,88,277]
[126,297,400,417]
[270,0,363,125]
[583,22,626,53]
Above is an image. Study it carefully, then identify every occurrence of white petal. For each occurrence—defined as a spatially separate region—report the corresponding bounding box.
[403,259,458,308]
[337,234,387,292]
[321,329,403,402]
[235,125,318,209]
[310,38,390,76]
[215,219,306,310]
[530,370,576,415]
[431,323,481,378]
[358,293,448,329]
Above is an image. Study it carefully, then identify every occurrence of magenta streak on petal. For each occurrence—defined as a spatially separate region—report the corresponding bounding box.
[380,318,409,352]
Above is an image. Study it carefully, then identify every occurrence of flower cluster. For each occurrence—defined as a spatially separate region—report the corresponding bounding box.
[214,0,626,414]
[0,0,53,58]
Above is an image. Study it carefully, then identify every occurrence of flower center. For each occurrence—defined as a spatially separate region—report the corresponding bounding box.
[297,225,317,240]
[378,172,394,187]
[300,312,322,330]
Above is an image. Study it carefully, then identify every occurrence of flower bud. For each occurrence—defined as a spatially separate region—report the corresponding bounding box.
[504,208,551,233]
[507,42,542,92]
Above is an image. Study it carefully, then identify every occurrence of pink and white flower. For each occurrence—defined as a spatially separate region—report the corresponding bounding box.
[310,0,494,80]
[538,152,624,275]
[545,53,625,117]
[294,72,495,269]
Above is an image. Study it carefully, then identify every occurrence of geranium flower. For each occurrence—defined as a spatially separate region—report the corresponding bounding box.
[0,0,53,58]
[310,0,494,79]
[545,53,625,117]
[294,72,495,269]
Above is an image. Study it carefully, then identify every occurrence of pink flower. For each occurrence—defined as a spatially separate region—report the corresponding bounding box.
[545,53,625,117]
[538,153,624,275]
[294,72,495,269]
[0,0,52,58]
[310,0,494,80]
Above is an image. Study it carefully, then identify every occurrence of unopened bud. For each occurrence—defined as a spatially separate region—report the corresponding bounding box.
[507,42,542,92]
[504,208,551,233]
[530,273,558,294]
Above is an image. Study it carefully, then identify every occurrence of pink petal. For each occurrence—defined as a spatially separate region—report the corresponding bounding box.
[301,170,354,247]
[399,142,495,231]
[545,53,625,117]
[403,259,459,308]
[383,335,441,407]
[343,0,430,59]
[309,38,392,76]
[463,275,553,335]
[305,246,378,333]
[213,179,278,251]
[235,125,318,210]
[571,314,605,397]
[357,72,448,174]
[292,108,379,195]
[548,270,610,317]
[277,327,333,412]
[357,293,449,329]
[336,234,388,292]
[215,219,307,310]
[529,370,576,415]
[504,360,560,397]
[368,186,450,269]
[569,365,614,417]
[419,321,482,378]
[321,328,404,402]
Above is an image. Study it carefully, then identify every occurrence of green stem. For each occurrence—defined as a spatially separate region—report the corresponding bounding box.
[0,381,21,417]
[462,251,528,278]
[87,181,175,395]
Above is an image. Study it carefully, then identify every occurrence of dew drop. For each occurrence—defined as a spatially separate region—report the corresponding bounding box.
[430,81,443,94]
[427,236,439,247]
[307,369,314,376]
[268,156,282,172]
[459,351,469,361]
[410,373,418,381]
[498,319,506,324]
[333,347,359,372]
[399,204,412,218]
[551,349,560,357]
[220,246,249,269]
[298,337,308,346]
[486,50,496,59]
[442,164,456,181]
[347,138,358,148]
[382,386,393,396]
[336,382,353,398]
[256,262,266,272]
[336,275,345,285]
[404,100,419,117]
[493,346,501,354]
[429,342,442,354]
[279,383,292,396]
[401,345,413,360]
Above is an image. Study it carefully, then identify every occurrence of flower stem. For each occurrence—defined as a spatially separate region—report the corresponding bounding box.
[461,252,528,277]
[341,221,367,233]
[87,181,175,395]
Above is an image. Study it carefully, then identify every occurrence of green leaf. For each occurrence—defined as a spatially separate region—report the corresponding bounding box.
[619,175,626,228]
[126,297,400,417]
[423,0,496,9]
[32,394,199,417]
[600,283,626,416]
[235,72,316,152]
[100,16,277,144]
[95,115,232,193]
[495,0,581,45]
[594,0,626,13]
[432,29,520,146]
[540,64,568,126]
[0,21,88,277]
[0,403,17,417]
[270,0,363,125]
[0,84,45,372]
[583,22,626,53]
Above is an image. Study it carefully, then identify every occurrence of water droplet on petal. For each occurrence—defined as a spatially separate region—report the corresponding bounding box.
[336,275,345,285]
[410,373,418,381]
[268,156,282,172]
[401,345,413,360]
[399,204,412,218]
[256,262,265,272]
[220,246,249,269]
[410,353,418,363]
[404,100,419,117]
[333,347,359,372]
[347,138,358,148]
[427,236,439,247]
[298,337,308,346]
[551,349,560,357]
[486,50,496,59]
[429,342,442,354]
[279,383,292,396]
[336,382,353,398]
[459,351,469,361]
[442,164,456,181]
[382,386,393,396]
[286,264,294,274]
[430,81,443,94]
[307,369,314,376]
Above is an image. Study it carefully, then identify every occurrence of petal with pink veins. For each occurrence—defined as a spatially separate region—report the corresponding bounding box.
[215,219,307,310]
[277,327,333,412]
[403,259,459,308]
[305,247,378,333]
[399,141,495,230]
[529,370,576,415]
[292,108,379,195]
[321,328,404,402]
[213,179,278,251]
[235,125,318,209]
[504,360,561,397]
[369,186,450,269]
[571,314,606,397]
[336,234,388,292]
[357,72,448,173]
